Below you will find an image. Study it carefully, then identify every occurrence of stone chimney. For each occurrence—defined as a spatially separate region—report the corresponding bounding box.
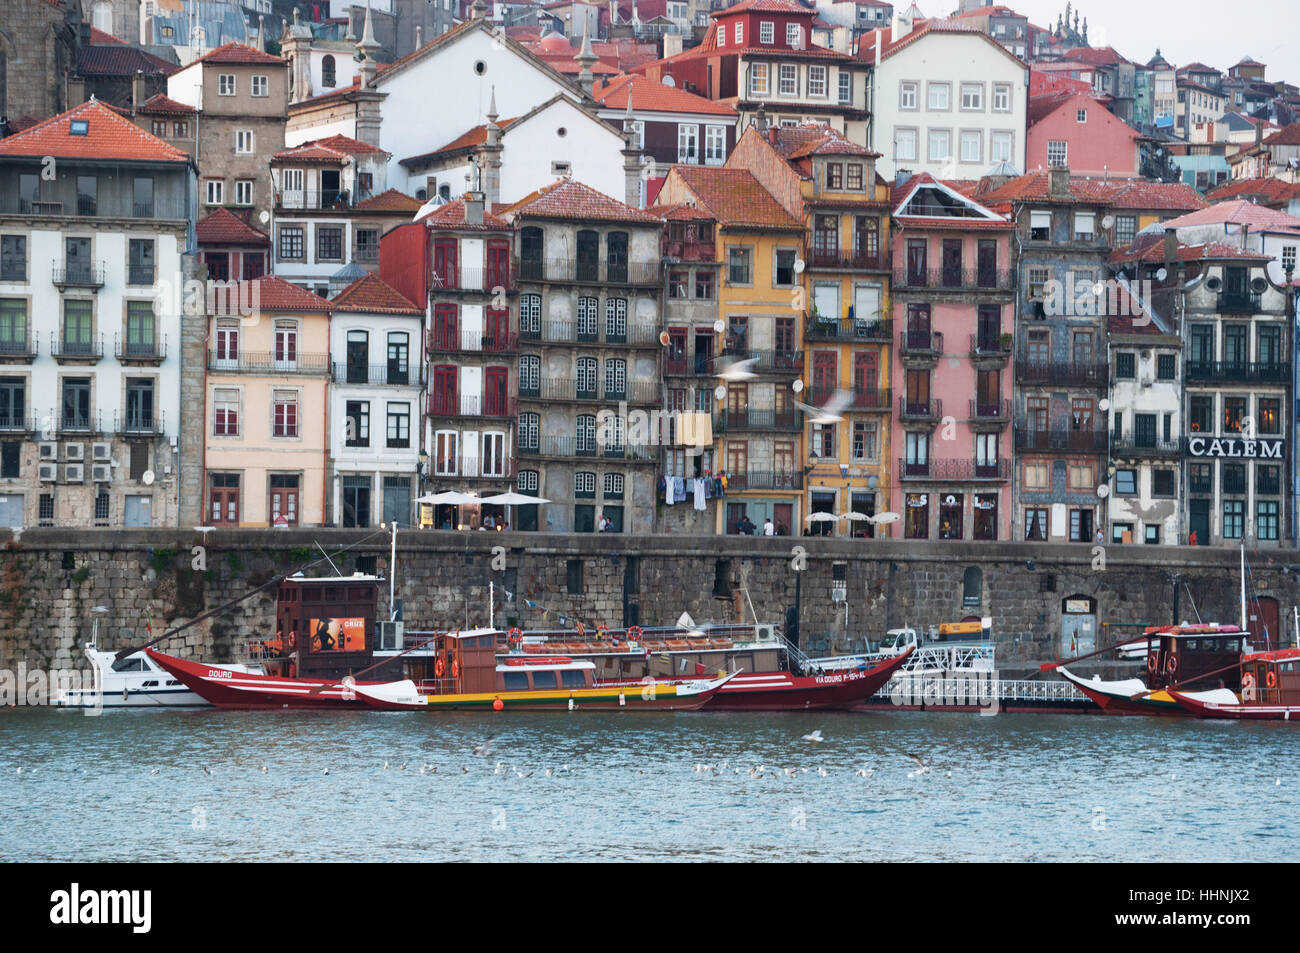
[1048,165,1070,198]
[250,14,263,52]
[753,103,769,136]
[891,8,913,43]
[67,76,86,107]
[472,0,488,20]
[896,169,913,188]
[479,87,504,208]
[464,190,486,225]
[132,70,148,111]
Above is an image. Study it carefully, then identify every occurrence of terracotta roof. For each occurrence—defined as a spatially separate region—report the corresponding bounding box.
[192,42,285,66]
[214,275,332,313]
[402,117,520,166]
[355,189,424,212]
[657,203,716,221]
[855,21,1022,67]
[773,123,879,160]
[196,208,270,246]
[419,198,511,230]
[711,0,815,16]
[271,143,350,163]
[0,99,190,163]
[89,27,126,45]
[1263,122,1300,146]
[975,170,1119,206]
[890,172,1011,227]
[1061,46,1132,67]
[136,93,197,116]
[1205,177,1300,205]
[594,75,737,117]
[1027,90,1087,126]
[1102,180,1207,212]
[312,133,388,155]
[1163,199,1300,232]
[330,273,423,314]
[1176,62,1219,75]
[533,53,621,76]
[660,166,800,229]
[78,44,177,77]
[1106,285,1168,335]
[503,178,662,225]
[1110,240,1271,265]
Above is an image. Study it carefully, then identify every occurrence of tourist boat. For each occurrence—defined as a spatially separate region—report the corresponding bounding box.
[1169,648,1300,720]
[145,647,383,710]
[1055,623,1252,715]
[54,643,258,708]
[354,643,734,712]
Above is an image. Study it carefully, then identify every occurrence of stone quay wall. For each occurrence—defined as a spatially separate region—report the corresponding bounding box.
[2,528,1295,678]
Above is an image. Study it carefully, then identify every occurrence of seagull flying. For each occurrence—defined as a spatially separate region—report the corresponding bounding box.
[715,357,758,382]
[906,753,931,777]
[801,729,826,743]
[473,735,495,757]
[793,389,851,424]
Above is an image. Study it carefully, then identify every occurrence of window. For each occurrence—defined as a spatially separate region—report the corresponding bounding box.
[519,294,541,336]
[1223,397,1245,433]
[1076,107,1087,123]
[213,388,240,436]
[808,66,827,98]
[151,120,166,137]
[209,473,239,525]
[839,72,852,104]
[895,127,918,161]
[62,299,93,352]
[774,248,797,287]
[128,239,155,286]
[1023,461,1049,490]
[990,131,1013,163]
[1258,501,1279,541]
[235,130,253,154]
[0,236,25,281]
[341,475,371,528]
[851,420,876,462]
[905,493,929,539]
[386,403,410,449]
[1258,397,1280,435]
[272,390,298,438]
[1144,524,1160,545]
[677,123,698,163]
[927,129,951,162]
[218,74,236,96]
[345,400,369,447]
[750,63,769,96]
[125,301,155,357]
[605,297,627,341]
[1115,352,1135,379]
[1068,464,1095,490]
[173,120,189,138]
[695,271,714,299]
[826,163,842,189]
[1074,212,1095,241]
[760,20,774,43]
[705,125,726,165]
[927,83,950,110]
[0,379,25,431]
[1223,500,1244,539]
[728,246,751,285]
[717,24,724,45]
[604,472,624,499]
[779,64,797,96]
[1152,470,1175,497]
[960,83,983,111]
[1115,469,1137,495]
[604,358,626,398]
[900,81,918,110]
[316,226,342,262]
[574,472,596,499]
[1047,140,1068,166]
[846,164,863,190]
[278,225,304,261]
[1114,215,1137,246]
[205,180,224,206]
[786,23,801,46]
[960,130,982,163]
[734,21,742,43]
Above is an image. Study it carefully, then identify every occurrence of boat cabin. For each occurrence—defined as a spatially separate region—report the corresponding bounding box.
[497,658,595,692]
[402,629,499,693]
[1142,624,1250,691]
[268,574,387,679]
[1240,648,1300,706]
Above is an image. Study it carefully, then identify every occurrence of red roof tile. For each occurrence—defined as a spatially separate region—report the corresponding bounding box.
[355,189,424,212]
[192,42,285,66]
[1263,122,1300,146]
[78,44,178,77]
[214,275,332,313]
[503,178,661,225]
[136,93,197,116]
[0,100,190,163]
[975,170,1119,205]
[711,0,814,16]
[89,27,126,45]
[331,273,423,314]
[594,75,737,117]
[402,117,520,166]
[1102,180,1207,212]
[196,208,270,246]
[773,123,879,160]
[1205,177,1300,205]
[1061,46,1132,67]
[1164,199,1300,231]
[1110,240,1272,265]
[660,166,800,229]
[419,198,511,230]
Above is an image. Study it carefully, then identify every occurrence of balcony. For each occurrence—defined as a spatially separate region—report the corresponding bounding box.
[206,350,330,374]
[719,347,803,374]
[1184,361,1287,383]
[517,258,660,286]
[115,335,166,365]
[811,387,891,412]
[898,458,1009,481]
[51,333,104,364]
[1015,359,1107,387]
[332,363,415,386]
[726,470,803,491]
[430,266,515,293]
[663,352,716,376]
[894,266,1014,293]
[52,260,106,290]
[806,247,888,271]
[714,408,800,432]
[519,379,659,403]
[0,336,37,364]
[1014,425,1108,453]
[898,396,942,423]
[0,415,37,433]
[426,327,518,355]
[970,398,1011,424]
[114,409,165,436]
[53,411,103,435]
[805,317,892,343]
[662,239,716,262]
[1217,291,1261,313]
[352,243,380,264]
[899,330,943,365]
[518,436,656,462]
[429,456,515,480]
[1111,435,1182,457]
[275,188,350,211]
[0,194,188,220]
[521,321,661,347]
[969,333,1012,363]
[426,394,517,419]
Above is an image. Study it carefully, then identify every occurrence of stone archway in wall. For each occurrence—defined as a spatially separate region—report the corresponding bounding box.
[1060,594,1097,656]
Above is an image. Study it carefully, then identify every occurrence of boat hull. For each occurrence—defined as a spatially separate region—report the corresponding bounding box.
[1169,690,1297,720]
[355,678,718,712]
[697,648,912,711]
[1056,667,1186,716]
[146,649,370,710]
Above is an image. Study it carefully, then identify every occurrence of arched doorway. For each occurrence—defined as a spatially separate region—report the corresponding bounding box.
[1061,594,1097,656]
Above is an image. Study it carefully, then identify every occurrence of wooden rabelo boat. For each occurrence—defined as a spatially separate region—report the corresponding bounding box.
[1169,648,1300,720]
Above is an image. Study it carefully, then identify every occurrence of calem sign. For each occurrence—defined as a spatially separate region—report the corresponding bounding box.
[1186,436,1283,459]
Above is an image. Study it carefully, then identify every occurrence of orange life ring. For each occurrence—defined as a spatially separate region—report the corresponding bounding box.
[507,628,523,646]
[1166,653,1179,674]
[435,657,446,678]
[451,657,460,679]
[1147,653,1158,673]
[1266,670,1277,689]
[1242,672,1256,692]
[627,625,643,642]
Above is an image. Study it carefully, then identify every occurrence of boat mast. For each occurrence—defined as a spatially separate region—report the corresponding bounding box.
[490,580,495,630]
[390,521,398,622]
[1240,544,1247,634]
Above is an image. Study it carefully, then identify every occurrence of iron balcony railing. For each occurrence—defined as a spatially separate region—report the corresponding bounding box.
[969,333,1012,357]
[1184,361,1288,383]
[517,258,660,285]
[518,378,659,403]
[970,398,1011,421]
[0,415,37,432]
[1111,435,1182,457]
[426,394,517,418]
[811,387,891,412]
[426,328,518,354]
[899,330,943,356]
[898,396,942,420]
[54,411,103,434]
[0,195,187,219]
[894,266,1014,292]
[727,470,803,491]
[275,188,352,210]
[898,458,1009,481]
[714,408,800,432]
[805,317,892,343]
[113,409,165,435]
[1217,291,1261,313]
[51,260,106,288]
[430,266,515,292]
[662,353,716,376]
[0,337,37,361]
[51,333,104,361]
[806,247,889,270]
[1014,358,1107,387]
[206,350,330,374]
[429,455,515,480]
[115,334,166,363]
[519,321,660,346]
[352,243,380,264]
[1014,425,1108,452]
[718,347,803,373]
[518,436,656,461]
[332,363,414,386]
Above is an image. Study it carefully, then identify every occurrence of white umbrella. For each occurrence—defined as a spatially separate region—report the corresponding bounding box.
[839,512,870,521]
[417,491,480,506]
[478,492,551,506]
[806,512,839,523]
[867,511,901,525]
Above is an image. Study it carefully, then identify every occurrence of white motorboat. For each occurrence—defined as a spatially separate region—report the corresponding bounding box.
[54,643,261,708]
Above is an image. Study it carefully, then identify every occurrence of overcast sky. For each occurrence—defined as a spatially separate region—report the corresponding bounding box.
[972,0,1298,84]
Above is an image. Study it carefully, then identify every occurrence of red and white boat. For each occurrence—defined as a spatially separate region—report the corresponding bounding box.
[145,648,378,710]
[1169,648,1300,720]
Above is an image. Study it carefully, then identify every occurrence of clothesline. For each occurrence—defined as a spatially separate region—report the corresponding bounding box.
[661,473,728,509]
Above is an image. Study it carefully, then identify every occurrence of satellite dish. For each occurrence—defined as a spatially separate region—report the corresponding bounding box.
[1098,398,1110,412]
[712,319,725,333]
[1101,214,1114,230]
[793,258,805,274]
[658,330,671,346]
[142,470,156,486]
[713,385,726,401]
[662,75,676,87]
[1266,259,1288,285]
[1155,267,1168,281]
[259,210,270,224]
[1096,484,1110,499]
[791,379,804,393]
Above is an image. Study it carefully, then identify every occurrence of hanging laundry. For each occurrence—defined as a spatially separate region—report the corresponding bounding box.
[665,478,676,505]
[693,478,707,511]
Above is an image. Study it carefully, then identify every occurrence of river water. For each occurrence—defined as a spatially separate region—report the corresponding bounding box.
[1,707,1296,862]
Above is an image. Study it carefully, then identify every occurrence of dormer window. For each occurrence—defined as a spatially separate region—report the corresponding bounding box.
[760,21,774,44]
[717,24,724,46]
[786,23,802,47]
[734,21,742,44]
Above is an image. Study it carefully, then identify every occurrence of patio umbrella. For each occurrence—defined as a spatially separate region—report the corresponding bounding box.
[867,511,901,525]
[805,512,839,522]
[417,491,480,506]
[477,492,551,506]
[839,512,870,521]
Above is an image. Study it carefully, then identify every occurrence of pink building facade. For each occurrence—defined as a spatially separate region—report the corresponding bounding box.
[889,175,1015,543]
[1027,91,1141,178]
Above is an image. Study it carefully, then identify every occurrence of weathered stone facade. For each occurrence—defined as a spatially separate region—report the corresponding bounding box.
[2,528,1293,678]
[0,0,81,125]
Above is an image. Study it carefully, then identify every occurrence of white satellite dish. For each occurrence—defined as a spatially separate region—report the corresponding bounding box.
[1155,267,1168,281]
[259,210,270,224]
[142,470,156,485]
[662,75,676,87]
[1266,258,1288,285]
[791,379,804,393]
[1101,214,1114,230]
[714,385,726,400]
[1096,484,1110,499]
[713,319,725,333]
[793,258,805,274]
[1098,398,1110,412]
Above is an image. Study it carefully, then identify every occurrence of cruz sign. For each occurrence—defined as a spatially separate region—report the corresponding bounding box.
[1186,436,1283,459]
